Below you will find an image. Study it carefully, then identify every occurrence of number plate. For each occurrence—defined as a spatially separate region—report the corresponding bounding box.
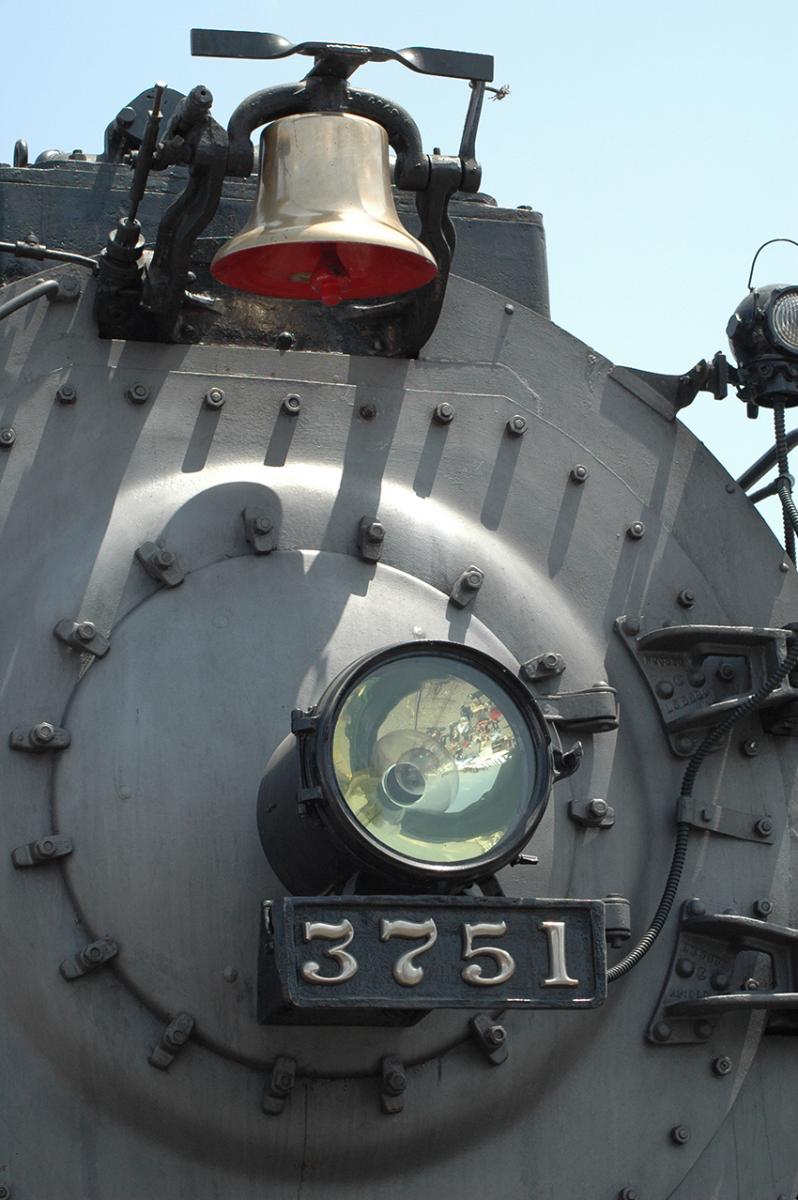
[260,896,606,1018]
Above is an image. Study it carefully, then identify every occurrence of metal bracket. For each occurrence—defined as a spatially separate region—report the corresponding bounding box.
[358,516,385,562]
[148,1012,195,1070]
[53,618,110,658]
[469,1014,508,1065]
[379,1055,407,1114]
[242,507,275,554]
[520,651,566,682]
[536,686,619,733]
[262,1055,297,1115]
[12,835,73,868]
[9,722,70,753]
[617,618,798,756]
[553,742,583,781]
[60,937,119,981]
[648,902,798,1044]
[135,542,185,587]
[568,798,615,828]
[676,796,774,843]
[449,564,484,608]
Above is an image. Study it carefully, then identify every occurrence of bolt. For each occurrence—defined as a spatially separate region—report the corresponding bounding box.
[0,427,16,447]
[694,1020,713,1040]
[588,799,609,819]
[754,818,773,838]
[677,589,695,608]
[504,302,515,315]
[32,721,55,745]
[541,653,560,670]
[76,620,96,642]
[204,387,225,409]
[507,414,527,436]
[85,945,103,963]
[127,382,150,405]
[711,972,730,991]
[688,669,706,687]
[39,839,55,856]
[622,616,641,636]
[484,1023,506,1046]
[656,680,674,699]
[274,1071,293,1094]
[465,569,484,590]
[676,957,695,978]
[618,1191,639,1200]
[652,1021,672,1043]
[281,394,301,416]
[780,561,790,573]
[117,105,136,127]
[154,549,175,570]
[56,383,77,404]
[254,516,273,535]
[686,898,706,917]
[223,966,238,983]
[433,401,455,424]
[169,1027,188,1046]
[385,1069,406,1095]
[276,331,295,351]
[359,402,377,420]
[753,897,773,918]
[670,1125,690,1146]
[627,521,645,540]
[743,977,760,991]
[741,738,759,757]
[717,663,735,682]
[570,463,589,483]
[712,1056,733,1077]
[366,521,385,543]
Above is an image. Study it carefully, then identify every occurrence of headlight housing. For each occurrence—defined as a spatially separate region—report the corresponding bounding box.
[258,641,554,892]
[727,284,798,407]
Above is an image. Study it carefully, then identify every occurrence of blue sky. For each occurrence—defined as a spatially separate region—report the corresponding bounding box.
[3,1,798,532]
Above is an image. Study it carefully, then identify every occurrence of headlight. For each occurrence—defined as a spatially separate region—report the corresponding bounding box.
[258,641,553,892]
[769,288,798,353]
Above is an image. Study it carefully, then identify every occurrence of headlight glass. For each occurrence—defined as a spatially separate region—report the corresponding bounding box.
[330,653,539,867]
[770,290,798,352]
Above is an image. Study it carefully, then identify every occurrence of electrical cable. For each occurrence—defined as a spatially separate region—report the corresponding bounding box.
[0,240,98,274]
[608,634,798,983]
[774,402,797,561]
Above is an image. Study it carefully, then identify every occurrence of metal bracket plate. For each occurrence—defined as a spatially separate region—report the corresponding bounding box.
[12,835,73,867]
[617,619,798,756]
[148,1012,195,1070]
[536,686,619,733]
[676,796,774,843]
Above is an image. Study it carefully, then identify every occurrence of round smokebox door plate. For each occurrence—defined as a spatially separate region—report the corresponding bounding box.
[54,550,556,1074]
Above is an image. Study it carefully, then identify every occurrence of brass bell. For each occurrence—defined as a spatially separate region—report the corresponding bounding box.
[211,112,438,307]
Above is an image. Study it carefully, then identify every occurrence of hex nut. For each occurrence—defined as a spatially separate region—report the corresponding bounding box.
[56,383,77,404]
[465,569,484,589]
[253,516,273,535]
[754,818,773,838]
[76,621,96,642]
[0,427,16,447]
[204,387,225,409]
[677,589,695,608]
[32,721,55,745]
[618,1190,639,1200]
[712,1056,733,1077]
[365,521,385,543]
[627,521,645,540]
[507,414,527,436]
[276,331,295,351]
[570,464,589,483]
[384,1069,406,1095]
[485,1024,506,1046]
[281,394,301,416]
[716,663,735,682]
[127,382,150,405]
[155,550,175,570]
[588,799,609,819]
[434,401,455,424]
[753,897,773,918]
[359,402,377,420]
[670,1125,690,1145]
[741,738,759,757]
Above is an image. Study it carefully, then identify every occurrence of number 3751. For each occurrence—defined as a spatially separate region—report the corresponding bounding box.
[299,918,578,989]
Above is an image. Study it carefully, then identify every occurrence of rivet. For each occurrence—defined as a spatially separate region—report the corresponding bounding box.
[711,972,730,991]
[507,414,527,437]
[694,1020,713,1040]
[622,616,641,636]
[716,663,735,682]
[204,387,225,409]
[753,897,773,918]
[686,898,706,917]
[725,482,736,494]
[56,383,77,404]
[570,463,589,483]
[282,394,301,416]
[741,738,759,757]
[627,521,645,540]
[754,818,773,838]
[126,382,150,405]
[670,1125,690,1145]
[712,1056,733,1077]
[223,966,238,983]
[656,680,674,699]
[677,589,695,608]
[359,402,377,420]
[700,807,713,823]
[674,734,695,755]
[504,302,515,315]
[688,669,706,687]
[780,561,790,573]
[0,426,16,447]
[652,1021,672,1043]
[433,401,455,424]
[676,957,695,978]
[275,331,295,351]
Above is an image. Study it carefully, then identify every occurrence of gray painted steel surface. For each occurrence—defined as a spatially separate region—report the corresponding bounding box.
[0,167,796,1200]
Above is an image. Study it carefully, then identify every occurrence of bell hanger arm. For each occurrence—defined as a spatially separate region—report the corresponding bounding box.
[225,79,430,190]
[191,29,494,83]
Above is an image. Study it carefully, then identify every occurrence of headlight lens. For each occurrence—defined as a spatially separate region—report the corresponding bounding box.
[769,289,798,352]
[327,647,548,875]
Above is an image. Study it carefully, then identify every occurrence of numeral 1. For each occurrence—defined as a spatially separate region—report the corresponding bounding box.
[539,920,578,987]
